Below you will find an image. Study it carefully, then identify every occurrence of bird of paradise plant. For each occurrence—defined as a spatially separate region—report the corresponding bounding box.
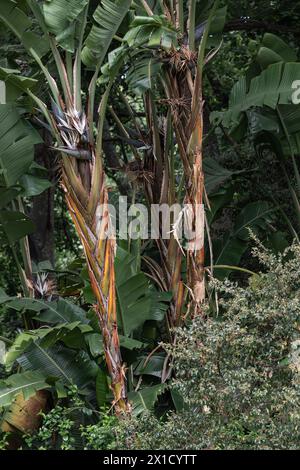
[0,0,132,413]
[108,0,221,321]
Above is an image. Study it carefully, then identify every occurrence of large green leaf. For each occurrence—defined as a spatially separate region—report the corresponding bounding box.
[257,33,297,69]
[219,62,300,128]
[128,384,165,416]
[95,368,110,408]
[37,298,90,325]
[0,210,35,243]
[133,353,166,378]
[17,343,98,389]
[204,158,235,195]
[82,0,132,68]
[0,104,41,187]
[0,295,90,325]
[196,4,227,47]
[0,371,50,408]
[0,0,31,37]
[0,67,37,102]
[0,0,49,57]
[0,187,21,210]
[248,104,300,157]
[5,322,92,370]
[42,0,88,52]
[19,174,52,197]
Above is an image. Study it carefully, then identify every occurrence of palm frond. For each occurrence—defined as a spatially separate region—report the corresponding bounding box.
[0,371,50,408]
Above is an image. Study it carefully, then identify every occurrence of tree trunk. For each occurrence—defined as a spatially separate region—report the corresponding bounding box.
[29,132,55,267]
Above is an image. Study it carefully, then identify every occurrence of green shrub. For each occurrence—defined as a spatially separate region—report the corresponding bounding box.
[116,242,300,450]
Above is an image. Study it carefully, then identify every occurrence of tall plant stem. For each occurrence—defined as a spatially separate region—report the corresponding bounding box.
[141,0,154,16]
[188,0,196,50]
[182,0,219,315]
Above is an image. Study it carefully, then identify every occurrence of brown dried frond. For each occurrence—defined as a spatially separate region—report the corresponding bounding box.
[160,97,191,122]
[162,46,197,72]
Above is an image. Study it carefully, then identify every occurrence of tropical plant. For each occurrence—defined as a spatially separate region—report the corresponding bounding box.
[100,0,228,324]
[1,3,298,443]
[0,0,229,415]
[0,242,171,427]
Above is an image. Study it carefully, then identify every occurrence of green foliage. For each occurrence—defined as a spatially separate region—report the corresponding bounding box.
[0,0,49,58]
[213,201,277,278]
[80,415,118,450]
[0,431,9,450]
[217,61,300,128]
[128,384,165,417]
[25,404,76,450]
[0,67,37,102]
[22,386,117,450]
[0,210,35,244]
[82,0,132,68]
[0,0,300,451]
[124,15,177,50]
[42,0,88,52]
[0,104,41,188]
[215,33,300,156]
[115,247,171,336]
[0,371,50,407]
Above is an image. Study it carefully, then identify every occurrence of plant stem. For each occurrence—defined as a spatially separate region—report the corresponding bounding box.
[141,0,154,16]
[212,265,259,276]
[177,0,184,33]
[197,0,220,75]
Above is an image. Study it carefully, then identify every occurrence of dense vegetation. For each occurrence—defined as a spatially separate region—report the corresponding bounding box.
[0,0,299,450]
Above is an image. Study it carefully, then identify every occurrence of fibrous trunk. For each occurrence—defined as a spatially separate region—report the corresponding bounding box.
[163,48,206,317]
[62,153,129,413]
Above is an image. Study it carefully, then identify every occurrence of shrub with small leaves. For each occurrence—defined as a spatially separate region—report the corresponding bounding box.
[116,243,300,450]
[24,404,76,450]
[80,414,118,450]
[24,386,88,450]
